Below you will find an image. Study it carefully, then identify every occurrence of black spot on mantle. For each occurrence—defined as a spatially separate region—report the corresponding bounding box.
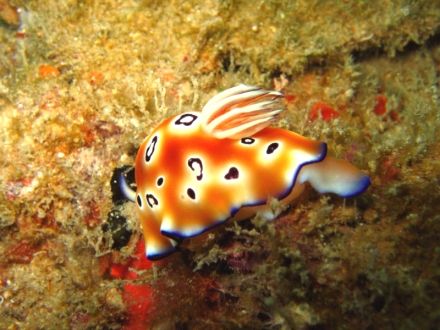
[187,188,196,200]
[145,135,158,162]
[175,113,198,126]
[146,193,159,208]
[266,142,279,154]
[188,157,203,181]
[241,137,255,145]
[224,167,239,180]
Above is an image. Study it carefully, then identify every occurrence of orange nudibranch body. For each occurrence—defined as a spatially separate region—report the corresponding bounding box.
[122,85,370,260]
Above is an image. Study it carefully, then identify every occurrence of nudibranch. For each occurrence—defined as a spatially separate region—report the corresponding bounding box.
[120,85,370,260]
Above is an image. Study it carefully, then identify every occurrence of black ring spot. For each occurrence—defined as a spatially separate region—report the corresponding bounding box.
[136,195,142,208]
[157,177,164,187]
[175,113,198,126]
[266,142,279,154]
[188,158,203,181]
[224,167,239,180]
[187,188,196,200]
[145,136,158,162]
[241,137,255,145]
[146,194,159,208]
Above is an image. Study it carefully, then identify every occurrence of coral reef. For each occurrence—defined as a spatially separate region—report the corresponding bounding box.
[0,0,439,328]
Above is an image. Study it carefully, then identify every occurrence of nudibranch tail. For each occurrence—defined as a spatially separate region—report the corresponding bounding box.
[201,84,284,139]
[298,156,371,197]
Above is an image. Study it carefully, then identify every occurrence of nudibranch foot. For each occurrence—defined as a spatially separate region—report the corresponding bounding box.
[298,156,371,198]
[161,222,223,241]
[142,217,178,260]
[129,84,370,260]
